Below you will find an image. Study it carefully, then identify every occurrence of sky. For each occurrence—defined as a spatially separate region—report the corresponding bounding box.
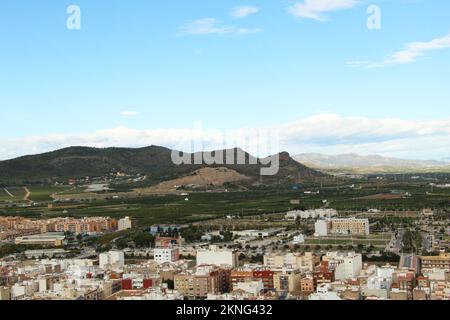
[0,0,450,160]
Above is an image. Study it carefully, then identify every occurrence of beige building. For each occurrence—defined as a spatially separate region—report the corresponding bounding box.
[273,269,301,293]
[315,218,370,236]
[420,253,450,272]
[264,252,318,272]
[1,216,117,235]
[430,281,450,300]
[0,287,11,300]
[174,267,227,298]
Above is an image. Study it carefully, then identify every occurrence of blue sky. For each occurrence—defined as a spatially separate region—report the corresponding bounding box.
[1,0,450,160]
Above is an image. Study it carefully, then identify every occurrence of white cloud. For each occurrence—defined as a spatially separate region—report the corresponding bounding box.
[231,6,260,18]
[348,33,450,68]
[120,111,139,117]
[2,114,450,161]
[178,18,261,36]
[288,0,359,21]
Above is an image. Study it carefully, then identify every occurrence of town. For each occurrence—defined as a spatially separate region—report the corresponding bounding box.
[1,206,449,300]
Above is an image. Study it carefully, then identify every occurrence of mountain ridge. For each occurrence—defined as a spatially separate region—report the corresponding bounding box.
[0,145,327,185]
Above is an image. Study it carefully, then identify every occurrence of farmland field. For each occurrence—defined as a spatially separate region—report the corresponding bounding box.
[1,179,449,227]
[26,185,73,202]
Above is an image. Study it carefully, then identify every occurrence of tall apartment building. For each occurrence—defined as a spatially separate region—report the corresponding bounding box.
[315,218,370,236]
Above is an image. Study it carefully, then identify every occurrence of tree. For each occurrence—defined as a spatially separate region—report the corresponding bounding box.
[115,238,129,249]
[132,232,155,248]
[238,253,247,261]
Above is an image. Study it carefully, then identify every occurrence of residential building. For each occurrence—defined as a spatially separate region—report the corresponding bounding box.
[420,253,450,273]
[264,252,318,272]
[0,287,11,300]
[315,218,370,236]
[273,269,301,293]
[323,252,363,281]
[196,246,238,268]
[174,266,229,298]
[286,209,338,220]
[154,248,180,264]
[118,217,132,231]
[99,250,125,270]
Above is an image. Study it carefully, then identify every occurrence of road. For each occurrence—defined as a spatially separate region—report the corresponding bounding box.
[23,187,31,201]
[386,229,404,254]
[3,188,14,198]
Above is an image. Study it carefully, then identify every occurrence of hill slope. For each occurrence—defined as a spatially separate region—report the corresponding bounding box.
[0,146,327,185]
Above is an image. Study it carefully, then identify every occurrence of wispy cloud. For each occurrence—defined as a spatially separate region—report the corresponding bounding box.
[288,0,359,21]
[2,114,450,161]
[231,5,260,18]
[348,33,450,68]
[120,111,139,117]
[178,18,261,36]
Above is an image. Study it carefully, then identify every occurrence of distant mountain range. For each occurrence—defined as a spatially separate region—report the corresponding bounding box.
[293,153,450,174]
[0,146,328,186]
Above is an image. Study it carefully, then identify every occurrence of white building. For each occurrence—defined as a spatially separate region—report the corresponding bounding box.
[196,245,238,268]
[315,220,329,236]
[154,248,180,264]
[366,266,395,290]
[286,209,338,220]
[99,250,125,270]
[324,252,363,281]
[118,217,132,231]
[292,234,305,245]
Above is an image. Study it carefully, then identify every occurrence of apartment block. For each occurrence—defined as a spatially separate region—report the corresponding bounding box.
[315,218,370,236]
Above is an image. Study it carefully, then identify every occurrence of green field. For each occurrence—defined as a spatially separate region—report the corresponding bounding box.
[0,185,75,203]
[27,185,73,202]
[1,181,449,227]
